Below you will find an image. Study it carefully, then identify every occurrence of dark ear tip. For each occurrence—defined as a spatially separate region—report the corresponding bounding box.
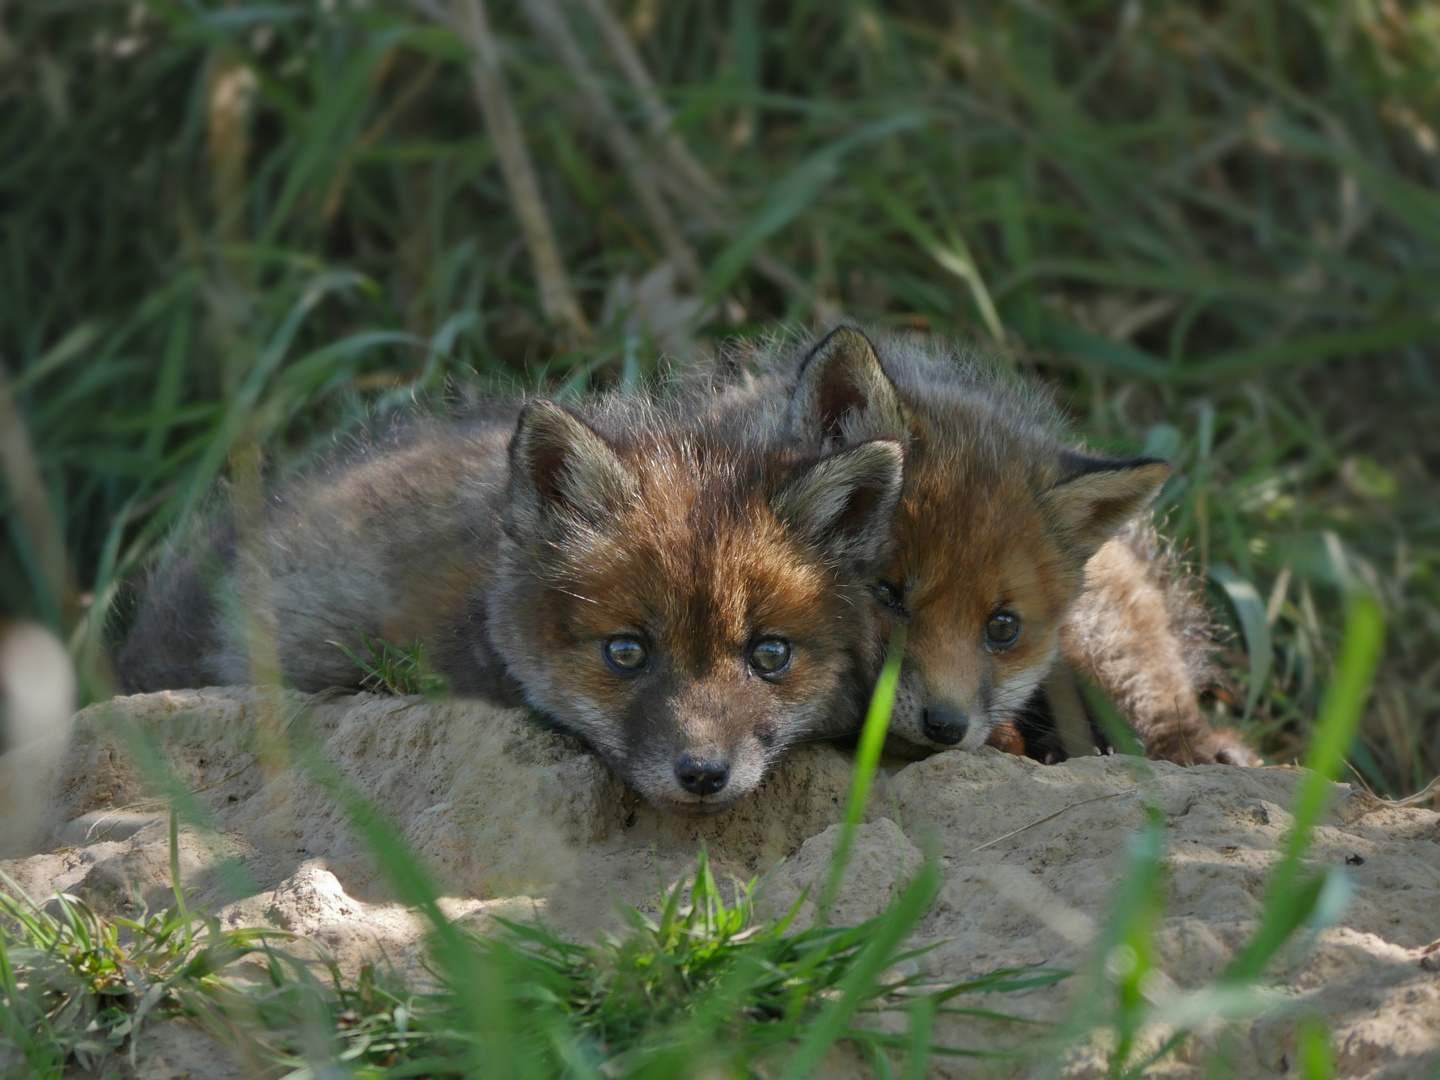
[1127,455,1172,477]
[515,397,566,425]
[512,397,575,441]
[509,398,572,471]
[1058,450,1171,482]
[854,437,905,469]
[824,324,876,345]
[1131,456,1172,481]
[804,325,879,365]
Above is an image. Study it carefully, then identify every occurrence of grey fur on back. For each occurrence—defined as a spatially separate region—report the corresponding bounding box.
[117,406,520,695]
[117,514,239,692]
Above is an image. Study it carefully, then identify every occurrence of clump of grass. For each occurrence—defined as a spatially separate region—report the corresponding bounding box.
[0,869,286,1078]
[332,633,451,697]
[313,853,1060,1078]
[0,850,1056,1078]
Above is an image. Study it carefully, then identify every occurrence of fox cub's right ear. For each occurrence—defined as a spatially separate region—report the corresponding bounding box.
[508,399,639,536]
[772,439,904,569]
[1041,451,1171,559]
[786,326,908,449]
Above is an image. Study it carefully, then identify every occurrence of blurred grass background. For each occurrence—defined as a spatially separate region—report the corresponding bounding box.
[1,0,1436,794]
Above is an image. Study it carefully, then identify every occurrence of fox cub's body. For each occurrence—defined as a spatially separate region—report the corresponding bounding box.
[120,398,905,815]
[121,326,1256,820]
[704,328,1255,766]
[121,413,519,698]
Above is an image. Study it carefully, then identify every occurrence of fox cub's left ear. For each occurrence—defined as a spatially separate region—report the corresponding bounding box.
[772,439,905,568]
[786,327,908,449]
[507,399,639,540]
[1041,452,1170,557]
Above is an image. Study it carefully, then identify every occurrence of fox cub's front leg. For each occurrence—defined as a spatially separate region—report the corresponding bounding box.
[1059,531,1260,766]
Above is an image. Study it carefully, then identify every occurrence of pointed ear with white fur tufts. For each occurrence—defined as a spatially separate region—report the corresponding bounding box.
[1041,452,1171,558]
[772,439,905,568]
[507,399,639,537]
[785,327,908,449]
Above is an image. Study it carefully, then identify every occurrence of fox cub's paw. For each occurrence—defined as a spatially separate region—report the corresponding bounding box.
[1212,736,1263,768]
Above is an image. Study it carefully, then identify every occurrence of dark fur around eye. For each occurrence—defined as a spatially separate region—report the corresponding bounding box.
[983,611,1022,651]
[604,636,649,672]
[749,638,792,675]
[872,579,907,612]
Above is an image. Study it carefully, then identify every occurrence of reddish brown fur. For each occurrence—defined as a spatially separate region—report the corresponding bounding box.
[703,327,1260,766]
[484,405,899,814]
[881,422,1082,738]
[119,396,904,815]
[984,720,1027,756]
[1062,529,1258,765]
[866,387,1139,754]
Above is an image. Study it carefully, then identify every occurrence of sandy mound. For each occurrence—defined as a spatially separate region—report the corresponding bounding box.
[3,689,1438,1078]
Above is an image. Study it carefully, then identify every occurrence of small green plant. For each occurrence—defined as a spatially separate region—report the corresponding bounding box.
[332,633,450,697]
[254,851,1060,1078]
[0,850,1058,1079]
[0,869,287,1079]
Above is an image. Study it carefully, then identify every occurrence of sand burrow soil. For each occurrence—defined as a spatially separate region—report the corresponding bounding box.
[2,689,1438,1079]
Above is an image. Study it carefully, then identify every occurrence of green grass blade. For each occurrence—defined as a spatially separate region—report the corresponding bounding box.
[1036,320,1170,380]
[1177,317,1440,382]
[1225,592,1384,981]
[1210,563,1273,721]
[856,171,1005,342]
[779,861,940,1080]
[816,625,906,923]
[700,112,927,306]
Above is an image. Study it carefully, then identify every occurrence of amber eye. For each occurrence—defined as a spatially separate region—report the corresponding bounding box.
[749,638,792,674]
[604,636,649,672]
[984,611,1022,651]
[872,580,906,611]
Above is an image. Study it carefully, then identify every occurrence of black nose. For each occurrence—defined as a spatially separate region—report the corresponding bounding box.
[922,706,969,745]
[675,756,729,796]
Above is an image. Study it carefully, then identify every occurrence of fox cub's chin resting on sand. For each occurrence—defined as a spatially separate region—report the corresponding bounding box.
[119,398,904,817]
[704,327,1256,767]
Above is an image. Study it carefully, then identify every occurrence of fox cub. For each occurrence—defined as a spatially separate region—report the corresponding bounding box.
[703,327,1256,767]
[119,397,905,815]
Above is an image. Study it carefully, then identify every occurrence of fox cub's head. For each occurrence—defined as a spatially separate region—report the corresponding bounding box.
[786,328,1170,755]
[487,398,903,816]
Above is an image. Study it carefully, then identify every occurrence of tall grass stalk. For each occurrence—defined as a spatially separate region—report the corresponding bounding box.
[815,624,906,923]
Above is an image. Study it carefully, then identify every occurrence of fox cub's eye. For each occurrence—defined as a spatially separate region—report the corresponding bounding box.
[983,611,1022,651]
[872,580,906,611]
[604,636,649,672]
[749,638,792,674]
